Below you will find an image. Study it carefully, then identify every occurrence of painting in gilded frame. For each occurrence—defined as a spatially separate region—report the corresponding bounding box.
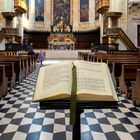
[35,0,44,22]
[80,0,89,22]
[53,0,70,25]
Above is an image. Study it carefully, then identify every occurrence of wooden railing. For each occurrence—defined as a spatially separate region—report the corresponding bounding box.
[0,28,5,42]
[119,28,136,50]
[106,28,137,50]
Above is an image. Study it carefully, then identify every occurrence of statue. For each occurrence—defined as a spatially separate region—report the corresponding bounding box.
[57,16,65,32]
[52,16,71,32]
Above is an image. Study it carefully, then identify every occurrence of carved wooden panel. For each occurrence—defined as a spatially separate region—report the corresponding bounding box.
[24,32,49,49]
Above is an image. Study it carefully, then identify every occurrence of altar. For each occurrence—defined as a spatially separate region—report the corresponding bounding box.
[48,33,75,50]
[48,16,75,50]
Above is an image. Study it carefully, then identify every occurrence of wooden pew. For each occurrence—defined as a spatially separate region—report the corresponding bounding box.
[78,52,89,61]
[0,55,34,80]
[0,51,34,75]
[78,52,82,60]
[95,55,140,63]
[119,64,140,97]
[0,51,17,56]
[88,52,108,62]
[0,65,8,97]
[34,52,39,67]
[79,50,140,63]
[0,62,16,89]
[107,60,140,82]
[0,56,23,83]
[88,53,136,62]
[87,52,96,62]
[18,53,34,73]
[106,50,139,55]
[87,54,140,78]
[102,55,140,79]
[132,69,140,106]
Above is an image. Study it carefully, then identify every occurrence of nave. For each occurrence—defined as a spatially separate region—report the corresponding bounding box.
[0,60,140,140]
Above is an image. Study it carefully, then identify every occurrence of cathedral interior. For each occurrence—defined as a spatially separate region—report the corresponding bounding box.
[0,0,140,140]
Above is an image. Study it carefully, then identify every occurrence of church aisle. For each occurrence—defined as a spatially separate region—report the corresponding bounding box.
[0,62,140,140]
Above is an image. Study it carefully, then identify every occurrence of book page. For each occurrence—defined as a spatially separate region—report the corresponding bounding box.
[33,61,73,101]
[74,60,118,101]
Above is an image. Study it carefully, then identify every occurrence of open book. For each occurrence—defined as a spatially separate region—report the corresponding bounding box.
[33,60,118,102]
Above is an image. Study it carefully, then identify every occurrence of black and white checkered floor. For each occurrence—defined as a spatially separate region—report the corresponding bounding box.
[0,62,140,140]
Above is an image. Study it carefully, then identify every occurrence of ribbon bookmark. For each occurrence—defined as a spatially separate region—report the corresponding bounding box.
[70,64,77,125]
